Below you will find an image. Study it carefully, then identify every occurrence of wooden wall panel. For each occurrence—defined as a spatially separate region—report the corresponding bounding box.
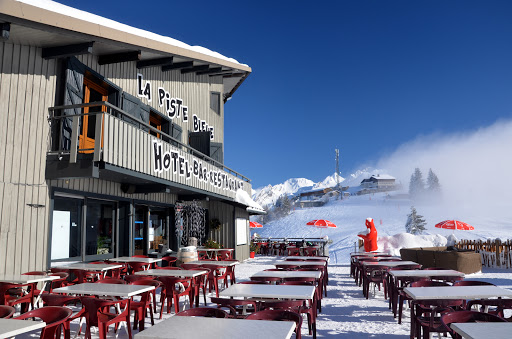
[0,42,56,274]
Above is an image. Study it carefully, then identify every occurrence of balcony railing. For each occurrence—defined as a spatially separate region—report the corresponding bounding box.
[47,101,251,198]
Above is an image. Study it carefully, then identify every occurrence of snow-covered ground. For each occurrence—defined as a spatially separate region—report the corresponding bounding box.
[16,256,512,339]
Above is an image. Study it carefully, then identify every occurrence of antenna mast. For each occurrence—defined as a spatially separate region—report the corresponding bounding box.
[334,148,340,188]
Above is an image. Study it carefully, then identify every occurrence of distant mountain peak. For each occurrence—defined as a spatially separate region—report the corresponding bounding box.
[252,168,390,209]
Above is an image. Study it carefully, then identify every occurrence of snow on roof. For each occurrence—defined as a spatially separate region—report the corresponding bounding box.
[235,189,266,214]
[371,174,395,180]
[15,0,248,67]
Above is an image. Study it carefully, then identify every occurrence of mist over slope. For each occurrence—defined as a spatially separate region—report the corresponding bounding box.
[251,119,512,262]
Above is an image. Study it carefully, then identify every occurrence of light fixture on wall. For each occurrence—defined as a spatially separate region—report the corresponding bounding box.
[27,203,45,208]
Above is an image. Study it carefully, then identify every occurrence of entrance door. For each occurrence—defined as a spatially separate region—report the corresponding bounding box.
[134,206,148,256]
[51,196,83,261]
[85,199,115,260]
[79,78,107,153]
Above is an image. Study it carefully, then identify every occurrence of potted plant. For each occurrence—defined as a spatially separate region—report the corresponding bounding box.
[204,239,221,249]
[249,241,260,258]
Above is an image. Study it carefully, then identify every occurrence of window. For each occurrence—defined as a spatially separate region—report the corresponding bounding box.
[210,92,220,115]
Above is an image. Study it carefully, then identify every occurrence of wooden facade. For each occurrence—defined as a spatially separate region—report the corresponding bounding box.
[0,0,257,275]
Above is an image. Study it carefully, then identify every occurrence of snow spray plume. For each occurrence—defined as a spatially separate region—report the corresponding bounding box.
[376,119,512,235]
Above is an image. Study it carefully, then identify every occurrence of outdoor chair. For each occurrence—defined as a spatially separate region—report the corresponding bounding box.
[127,261,150,274]
[276,264,298,271]
[217,249,233,261]
[304,247,318,256]
[154,266,182,270]
[466,299,512,321]
[281,279,320,314]
[70,269,100,284]
[210,297,258,318]
[409,280,461,339]
[184,268,209,307]
[301,264,327,297]
[396,279,446,325]
[247,309,303,339]
[363,265,390,299]
[101,261,125,279]
[158,276,193,317]
[223,259,239,285]
[250,276,282,284]
[41,294,81,339]
[80,296,131,339]
[95,278,126,284]
[128,280,158,331]
[123,275,156,284]
[181,263,201,270]
[14,306,72,339]
[198,250,209,260]
[287,247,301,256]
[0,281,34,314]
[413,299,464,339]
[441,310,506,339]
[161,256,177,267]
[176,306,229,318]
[261,299,316,339]
[201,264,229,297]
[97,298,132,339]
[385,267,424,320]
[0,305,15,318]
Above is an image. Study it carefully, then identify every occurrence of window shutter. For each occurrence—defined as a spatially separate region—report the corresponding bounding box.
[121,92,149,131]
[189,131,211,157]
[170,123,182,148]
[62,57,85,150]
[210,142,223,164]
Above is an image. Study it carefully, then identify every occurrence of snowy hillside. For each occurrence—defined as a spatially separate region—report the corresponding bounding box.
[252,192,512,263]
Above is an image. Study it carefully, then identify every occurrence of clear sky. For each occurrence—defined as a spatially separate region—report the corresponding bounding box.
[55,0,512,188]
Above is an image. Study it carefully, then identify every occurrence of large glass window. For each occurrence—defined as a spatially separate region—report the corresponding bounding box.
[85,199,115,256]
[51,197,83,260]
[149,209,167,251]
[134,206,147,256]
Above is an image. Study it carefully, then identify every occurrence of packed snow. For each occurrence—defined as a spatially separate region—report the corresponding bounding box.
[252,191,512,264]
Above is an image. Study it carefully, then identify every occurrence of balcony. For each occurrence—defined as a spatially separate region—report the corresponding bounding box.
[46,102,251,200]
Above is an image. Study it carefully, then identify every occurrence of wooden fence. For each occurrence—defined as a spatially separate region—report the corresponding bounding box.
[456,239,512,269]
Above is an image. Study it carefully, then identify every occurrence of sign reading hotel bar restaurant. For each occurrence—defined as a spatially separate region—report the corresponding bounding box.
[152,141,244,193]
[138,74,214,139]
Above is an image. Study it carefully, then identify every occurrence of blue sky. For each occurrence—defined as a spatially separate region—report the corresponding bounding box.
[55,0,512,188]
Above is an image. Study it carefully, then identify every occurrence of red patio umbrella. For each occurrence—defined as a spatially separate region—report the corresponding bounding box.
[435,220,474,231]
[306,219,337,228]
[249,221,263,229]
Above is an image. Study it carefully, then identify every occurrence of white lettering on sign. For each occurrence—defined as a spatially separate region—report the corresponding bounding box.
[152,140,243,192]
[193,114,214,140]
[137,74,152,102]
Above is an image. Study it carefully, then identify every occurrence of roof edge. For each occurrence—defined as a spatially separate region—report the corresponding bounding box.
[0,0,252,73]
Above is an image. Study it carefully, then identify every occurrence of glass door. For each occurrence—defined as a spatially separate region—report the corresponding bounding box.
[134,206,148,255]
[149,208,168,252]
[51,196,83,261]
[85,199,115,260]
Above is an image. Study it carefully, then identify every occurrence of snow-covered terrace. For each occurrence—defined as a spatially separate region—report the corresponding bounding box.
[14,256,512,338]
